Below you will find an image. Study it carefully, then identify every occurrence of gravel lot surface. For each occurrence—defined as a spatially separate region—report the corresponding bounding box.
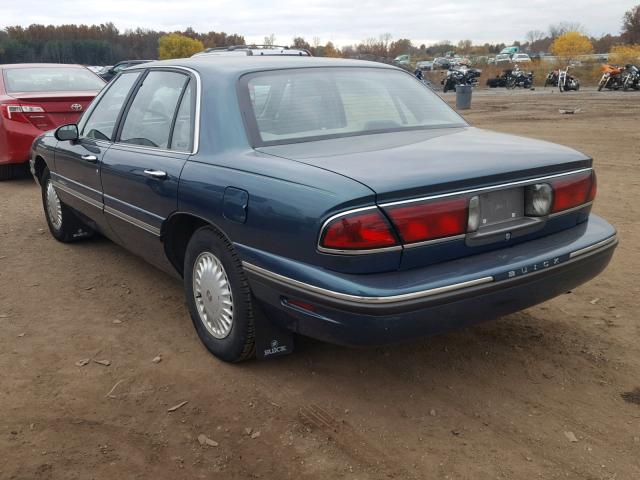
[1,88,639,479]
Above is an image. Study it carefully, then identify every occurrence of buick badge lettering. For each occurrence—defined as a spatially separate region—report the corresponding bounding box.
[70,103,83,111]
[498,254,568,281]
[264,339,287,356]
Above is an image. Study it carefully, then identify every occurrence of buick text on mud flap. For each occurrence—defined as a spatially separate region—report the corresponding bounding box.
[264,339,288,357]
[494,253,571,281]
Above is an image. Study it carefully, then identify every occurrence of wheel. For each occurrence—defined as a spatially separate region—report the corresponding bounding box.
[184,226,255,363]
[506,78,516,89]
[41,168,94,242]
[598,79,606,91]
[559,83,564,93]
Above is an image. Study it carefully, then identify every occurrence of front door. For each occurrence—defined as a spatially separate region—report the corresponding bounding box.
[100,69,196,273]
[52,71,142,234]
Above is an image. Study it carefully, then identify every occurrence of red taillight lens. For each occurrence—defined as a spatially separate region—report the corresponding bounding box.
[551,171,596,213]
[385,197,468,244]
[320,209,398,250]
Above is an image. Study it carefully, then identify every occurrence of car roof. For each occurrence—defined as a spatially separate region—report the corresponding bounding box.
[116,60,152,65]
[0,63,88,70]
[133,56,399,78]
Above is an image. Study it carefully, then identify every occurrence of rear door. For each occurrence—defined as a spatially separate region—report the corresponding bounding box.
[100,68,196,272]
[53,71,141,227]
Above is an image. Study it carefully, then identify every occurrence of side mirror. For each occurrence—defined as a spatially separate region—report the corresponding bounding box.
[55,124,79,142]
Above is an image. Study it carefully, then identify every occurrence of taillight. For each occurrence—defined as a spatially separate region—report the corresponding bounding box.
[385,197,468,244]
[550,171,596,213]
[320,209,398,251]
[1,104,45,122]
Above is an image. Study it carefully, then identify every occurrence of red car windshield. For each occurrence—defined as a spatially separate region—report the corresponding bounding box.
[3,67,105,93]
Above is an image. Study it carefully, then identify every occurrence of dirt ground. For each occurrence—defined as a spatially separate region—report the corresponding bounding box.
[1,88,639,480]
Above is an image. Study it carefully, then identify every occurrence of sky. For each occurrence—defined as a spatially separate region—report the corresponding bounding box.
[1,0,637,46]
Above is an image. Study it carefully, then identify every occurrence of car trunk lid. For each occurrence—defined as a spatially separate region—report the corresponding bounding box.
[8,91,97,130]
[257,127,591,203]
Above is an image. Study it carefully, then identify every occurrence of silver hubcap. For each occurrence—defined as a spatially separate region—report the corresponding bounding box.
[193,252,234,339]
[46,180,63,231]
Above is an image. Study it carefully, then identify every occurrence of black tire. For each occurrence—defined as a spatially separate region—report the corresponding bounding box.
[183,226,255,363]
[597,79,605,91]
[0,164,13,181]
[0,163,27,181]
[41,168,94,242]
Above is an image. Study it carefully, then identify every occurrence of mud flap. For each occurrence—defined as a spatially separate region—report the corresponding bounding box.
[253,302,294,360]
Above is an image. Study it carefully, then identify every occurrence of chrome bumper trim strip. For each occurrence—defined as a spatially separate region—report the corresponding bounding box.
[242,261,494,304]
[569,235,618,259]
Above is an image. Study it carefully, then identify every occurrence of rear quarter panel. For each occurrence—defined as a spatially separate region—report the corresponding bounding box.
[178,149,402,273]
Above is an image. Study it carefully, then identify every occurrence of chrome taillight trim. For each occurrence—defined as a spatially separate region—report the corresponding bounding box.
[317,168,593,256]
[378,168,592,207]
[317,205,402,255]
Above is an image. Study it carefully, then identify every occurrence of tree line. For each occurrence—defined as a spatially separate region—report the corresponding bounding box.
[0,23,244,65]
[1,4,638,64]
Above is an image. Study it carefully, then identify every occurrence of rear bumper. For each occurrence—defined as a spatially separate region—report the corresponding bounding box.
[241,215,617,346]
[0,122,42,165]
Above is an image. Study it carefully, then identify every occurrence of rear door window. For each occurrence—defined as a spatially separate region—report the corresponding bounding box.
[81,72,140,141]
[169,81,195,152]
[118,71,189,149]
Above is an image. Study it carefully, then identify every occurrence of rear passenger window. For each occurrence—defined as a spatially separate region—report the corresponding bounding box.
[170,81,194,152]
[119,71,188,149]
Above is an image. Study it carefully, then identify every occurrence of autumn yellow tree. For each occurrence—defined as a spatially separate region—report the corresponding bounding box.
[158,33,204,60]
[323,41,341,58]
[609,44,640,64]
[550,32,593,60]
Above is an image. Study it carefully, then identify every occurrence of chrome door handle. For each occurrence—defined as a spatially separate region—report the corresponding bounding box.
[143,169,168,179]
[81,154,98,163]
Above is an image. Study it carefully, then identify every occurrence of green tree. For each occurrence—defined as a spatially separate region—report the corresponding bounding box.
[158,33,204,59]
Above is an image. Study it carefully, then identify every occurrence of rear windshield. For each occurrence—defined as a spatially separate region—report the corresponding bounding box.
[3,67,105,93]
[241,67,466,146]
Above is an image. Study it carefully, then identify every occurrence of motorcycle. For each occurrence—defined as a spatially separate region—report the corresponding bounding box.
[441,66,481,93]
[558,66,580,92]
[598,64,624,91]
[544,70,559,88]
[622,64,640,91]
[505,66,534,89]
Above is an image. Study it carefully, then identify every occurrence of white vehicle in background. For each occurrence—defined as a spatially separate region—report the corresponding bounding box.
[192,45,312,57]
[495,54,512,64]
[512,53,532,63]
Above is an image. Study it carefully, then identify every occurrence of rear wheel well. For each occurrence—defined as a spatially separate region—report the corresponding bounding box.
[163,214,225,277]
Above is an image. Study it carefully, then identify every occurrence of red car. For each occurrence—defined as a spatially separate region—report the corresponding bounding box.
[0,63,105,179]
